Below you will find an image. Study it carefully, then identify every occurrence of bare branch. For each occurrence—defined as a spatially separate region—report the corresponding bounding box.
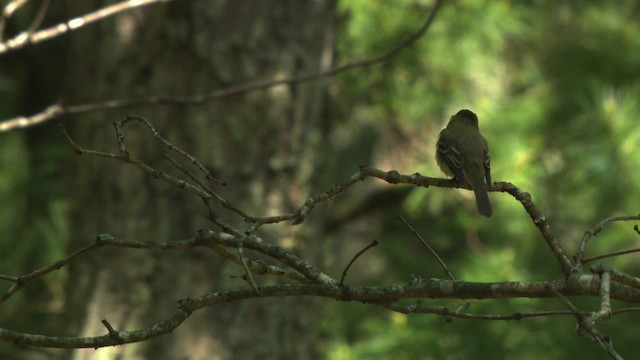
[26,0,49,34]
[398,215,457,281]
[0,0,174,55]
[575,214,640,266]
[0,104,63,132]
[582,246,640,264]
[386,303,579,320]
[59,123,226,207]
[0,241,99,304]
[339,240,379,285]
[250,167,574,278]
[1,278,637,349]
[551,288,622,360]
[121,115,226,185]
[0,230,315,305]
[237,244,261,293]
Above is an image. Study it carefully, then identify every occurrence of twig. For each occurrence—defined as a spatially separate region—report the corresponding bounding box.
[385,303,581,320]
[0,230,314,305]
[582,246,640,264]
[575,214,640,266]
[0,0,174,55]
[101,319,123,344]
[26,0,49,34]
[339,240,379,285]
[237,244,260,293]
[59,123,242,216]
[121,115,226,185]
[551,288,622,360]
[397,215,470,314]
[161,151,214,195]
[397,215,456,281]
[220,220,338,286]
[0,242,100,304]
[612,306,640,315]
[253,167,453,226]
[115,117,254,219]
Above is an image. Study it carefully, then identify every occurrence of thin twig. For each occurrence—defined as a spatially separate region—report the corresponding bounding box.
[582,246,640,264]
[237,244,260,293]
[575,214,640,266]
[397,215,470,313]
[0,242,100,304]
[60,123,236,213]
[397,215,456,281]
[26,0,50,34]
[253,167,454,226]
[385,303,581,320]
[101,319,123,344]
[0,230,313,305]
[122,115,226,185]
[0,0,174,55]
[339,240,379,285]
[551,288,622,360]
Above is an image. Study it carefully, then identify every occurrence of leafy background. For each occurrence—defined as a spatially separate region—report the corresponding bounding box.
[1,0,640,359]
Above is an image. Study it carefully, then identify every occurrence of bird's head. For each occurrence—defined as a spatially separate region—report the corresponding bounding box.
[451,109,479,129]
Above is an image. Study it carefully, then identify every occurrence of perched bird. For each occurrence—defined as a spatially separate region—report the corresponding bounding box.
[436,109,492,217]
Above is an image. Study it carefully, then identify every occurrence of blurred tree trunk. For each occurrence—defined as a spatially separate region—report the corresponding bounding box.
[62,1,337,359]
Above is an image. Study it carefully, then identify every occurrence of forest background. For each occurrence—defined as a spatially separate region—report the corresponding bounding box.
[1,0,640,359]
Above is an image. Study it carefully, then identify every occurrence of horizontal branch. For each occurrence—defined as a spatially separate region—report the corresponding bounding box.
[2,276,638,349]
[0,230,313,304]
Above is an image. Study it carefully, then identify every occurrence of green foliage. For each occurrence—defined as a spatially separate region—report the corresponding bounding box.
[0,129,69,350]
[330,0,640,358]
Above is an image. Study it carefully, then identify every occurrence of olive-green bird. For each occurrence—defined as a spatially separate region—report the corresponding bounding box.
[436,109,492,217]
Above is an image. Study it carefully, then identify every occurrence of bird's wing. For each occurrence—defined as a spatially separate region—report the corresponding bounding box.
[437,130,467,183]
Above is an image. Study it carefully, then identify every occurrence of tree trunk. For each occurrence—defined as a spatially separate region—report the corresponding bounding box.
[63,1,337,359]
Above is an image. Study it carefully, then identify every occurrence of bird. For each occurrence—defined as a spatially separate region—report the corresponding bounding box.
[436,109,492,217]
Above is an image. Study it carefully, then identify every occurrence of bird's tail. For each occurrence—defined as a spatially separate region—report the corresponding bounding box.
[473,182,492,217]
